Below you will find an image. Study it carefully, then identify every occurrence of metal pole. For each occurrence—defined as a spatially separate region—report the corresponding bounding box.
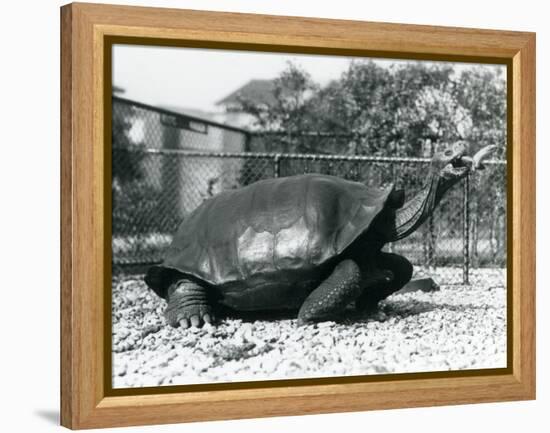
[274,154,281,178]
[427,215,435,269]
[244,131,253,152]
[387,162,397,254]
[462,174,470,285]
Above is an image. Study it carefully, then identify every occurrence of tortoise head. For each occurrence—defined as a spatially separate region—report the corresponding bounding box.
[431,141,497,183]
[392,141,498,241]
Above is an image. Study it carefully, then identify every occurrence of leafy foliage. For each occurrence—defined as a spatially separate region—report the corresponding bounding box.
[112,102,167,236]
[241,60,506,158]
[112,103,147,183]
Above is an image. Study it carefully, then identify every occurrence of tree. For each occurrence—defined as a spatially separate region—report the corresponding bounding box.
[241,60,485,158]
[331,61,465,157]
[454,66,506,156]
[241,60,507,157]
[237,62,320,153]
[112,102,145,184]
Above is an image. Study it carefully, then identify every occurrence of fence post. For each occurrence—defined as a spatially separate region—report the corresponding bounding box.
[244,131,253,152]
[462,173,470,285]
[387,162,398,254]
[273,153,282,178]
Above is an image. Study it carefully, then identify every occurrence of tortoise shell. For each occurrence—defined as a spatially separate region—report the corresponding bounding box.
[145,174,394,302]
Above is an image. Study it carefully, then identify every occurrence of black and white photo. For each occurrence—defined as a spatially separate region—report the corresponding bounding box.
[111,44,507,388]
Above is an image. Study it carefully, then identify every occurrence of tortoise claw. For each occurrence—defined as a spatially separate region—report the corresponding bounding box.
[176,313,216,329]
[190,315,201,327]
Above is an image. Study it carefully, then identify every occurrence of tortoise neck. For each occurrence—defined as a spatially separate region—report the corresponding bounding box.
[392,171,446,241]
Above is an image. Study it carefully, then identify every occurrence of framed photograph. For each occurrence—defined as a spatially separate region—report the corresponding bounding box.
[61,2,535,429]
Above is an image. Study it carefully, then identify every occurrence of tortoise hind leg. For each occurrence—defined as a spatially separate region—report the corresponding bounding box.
[165,279,214,329]
[297,259,392,325]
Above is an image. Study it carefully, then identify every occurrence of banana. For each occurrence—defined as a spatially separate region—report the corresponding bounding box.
[472,145,498,170]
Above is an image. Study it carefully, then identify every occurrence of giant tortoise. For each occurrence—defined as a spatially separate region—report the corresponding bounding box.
[145,142,496,328]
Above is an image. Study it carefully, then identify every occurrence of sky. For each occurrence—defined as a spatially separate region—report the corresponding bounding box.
[112,44,505,112]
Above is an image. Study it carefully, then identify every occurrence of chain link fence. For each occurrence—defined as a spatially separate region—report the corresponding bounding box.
[112,97,506,284]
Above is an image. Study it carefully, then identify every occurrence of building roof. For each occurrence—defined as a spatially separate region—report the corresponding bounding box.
[112,84,125,94]
[161,105,216,121]
[216,79,279,107]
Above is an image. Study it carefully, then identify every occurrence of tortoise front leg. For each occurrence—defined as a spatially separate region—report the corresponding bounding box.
[297,259,392,325]
[356,252,413,312]
[165,279,214,328]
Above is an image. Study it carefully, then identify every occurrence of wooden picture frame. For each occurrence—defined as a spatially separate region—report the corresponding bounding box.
[60,2,535,429]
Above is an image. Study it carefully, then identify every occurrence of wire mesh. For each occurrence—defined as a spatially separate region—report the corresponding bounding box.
[112,97,507,285]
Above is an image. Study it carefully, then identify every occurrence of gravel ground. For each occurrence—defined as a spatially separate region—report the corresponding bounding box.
[112,268,506,388]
